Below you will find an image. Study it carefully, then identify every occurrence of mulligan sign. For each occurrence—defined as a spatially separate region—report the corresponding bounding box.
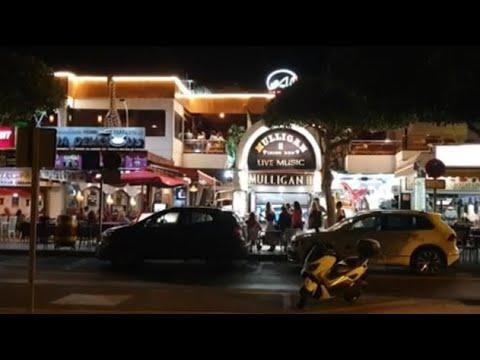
[248,129,315,171]
[249,173,314,186]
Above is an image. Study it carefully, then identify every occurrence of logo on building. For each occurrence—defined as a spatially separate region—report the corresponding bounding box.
[266,69,298,93]
[248,129,315,171]
[248,173,313,186]
[0,127,15,149]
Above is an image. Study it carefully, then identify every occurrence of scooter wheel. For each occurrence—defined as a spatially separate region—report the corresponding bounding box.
[344,287,362,304]
[296,295,307,310]
[297,287,309,310]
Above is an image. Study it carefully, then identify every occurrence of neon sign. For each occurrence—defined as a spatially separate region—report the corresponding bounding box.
[248,129,315,171]
[266,69,298,92]
[0,127,15,149]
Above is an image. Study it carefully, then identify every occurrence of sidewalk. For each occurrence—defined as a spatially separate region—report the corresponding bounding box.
[0,242,287,261]
[2,280,480,314]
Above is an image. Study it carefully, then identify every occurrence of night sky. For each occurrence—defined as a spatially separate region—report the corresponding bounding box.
[5,46,329,92]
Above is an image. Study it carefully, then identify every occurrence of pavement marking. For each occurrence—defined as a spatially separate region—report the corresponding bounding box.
[51,293,131,307]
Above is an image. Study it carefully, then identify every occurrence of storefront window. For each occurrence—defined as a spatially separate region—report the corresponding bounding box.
[11,196,19,207]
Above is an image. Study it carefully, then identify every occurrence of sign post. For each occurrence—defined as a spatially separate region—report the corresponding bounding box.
[425,159,446,213]
[28,128,40,314]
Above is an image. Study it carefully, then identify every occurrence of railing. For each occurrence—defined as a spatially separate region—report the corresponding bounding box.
[183,139,227,154]
[349,140,402,155]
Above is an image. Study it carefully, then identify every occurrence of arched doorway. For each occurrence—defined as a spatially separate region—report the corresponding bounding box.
[233,121,322,218]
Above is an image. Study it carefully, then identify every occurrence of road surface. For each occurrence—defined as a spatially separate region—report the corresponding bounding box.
[1,254,480,313]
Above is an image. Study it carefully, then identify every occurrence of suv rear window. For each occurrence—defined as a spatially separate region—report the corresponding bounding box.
[383,214,435,231]
[413,215,435,230]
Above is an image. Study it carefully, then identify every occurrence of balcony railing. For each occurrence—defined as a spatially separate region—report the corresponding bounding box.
[183,139,227,154]
[349,140,402,155]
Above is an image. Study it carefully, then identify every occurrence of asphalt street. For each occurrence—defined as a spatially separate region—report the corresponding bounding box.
[1,254,480,313]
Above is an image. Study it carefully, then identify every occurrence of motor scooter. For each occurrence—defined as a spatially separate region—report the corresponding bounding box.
[297,238,381,309]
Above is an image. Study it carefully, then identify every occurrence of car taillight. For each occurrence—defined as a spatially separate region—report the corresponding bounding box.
[447,234,456,242]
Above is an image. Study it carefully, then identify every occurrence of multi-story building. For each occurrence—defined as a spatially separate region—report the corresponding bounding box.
[1,71,480,227]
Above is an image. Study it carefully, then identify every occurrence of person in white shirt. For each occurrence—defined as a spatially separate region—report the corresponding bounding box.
[209,130,218,141]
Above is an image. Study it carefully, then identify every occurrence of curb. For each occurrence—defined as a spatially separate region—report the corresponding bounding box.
[0,249,288,262]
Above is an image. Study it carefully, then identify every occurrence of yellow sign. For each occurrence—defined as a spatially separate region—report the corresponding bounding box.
[426,179,446,189]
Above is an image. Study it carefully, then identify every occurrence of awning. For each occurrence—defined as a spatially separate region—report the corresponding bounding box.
[120,170,186,188]
[0,188,30,197]
[198,170,221,187]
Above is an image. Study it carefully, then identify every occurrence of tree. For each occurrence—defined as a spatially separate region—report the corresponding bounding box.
[265,47,480,225]
[264,79,399,226]
[0,51,66,127]
[226,124,246,168]
[327,47,480,135]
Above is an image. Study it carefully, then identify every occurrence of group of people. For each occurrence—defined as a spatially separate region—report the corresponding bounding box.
[184,129,226,142]
[75,206,135,225]
[245,199,347,252]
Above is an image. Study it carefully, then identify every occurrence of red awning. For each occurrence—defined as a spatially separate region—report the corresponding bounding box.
[120,170,186,187]
[0,188,30,197]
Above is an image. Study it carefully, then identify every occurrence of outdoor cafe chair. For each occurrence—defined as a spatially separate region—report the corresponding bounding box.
[7,216,17,241]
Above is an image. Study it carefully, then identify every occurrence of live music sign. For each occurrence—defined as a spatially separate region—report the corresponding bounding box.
[248,128,316,171]
[0,127,15,149]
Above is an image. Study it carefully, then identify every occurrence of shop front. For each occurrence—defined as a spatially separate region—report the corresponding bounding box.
[394,145,480,225]
[233,121,322,219]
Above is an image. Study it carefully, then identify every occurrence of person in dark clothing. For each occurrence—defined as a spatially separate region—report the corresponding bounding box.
[278,206,293,248]
[278,206,292,232]
[308,199,325,232]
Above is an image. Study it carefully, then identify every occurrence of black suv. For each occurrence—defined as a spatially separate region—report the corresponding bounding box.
[96,207,247,267]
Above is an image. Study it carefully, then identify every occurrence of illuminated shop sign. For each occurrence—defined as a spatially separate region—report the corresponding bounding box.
[52,127,145,149]
[55,154,82,170]
[266,69,298,92]
[436,145,480,167]
[248,173,313,186]
[248,129,315,171]
[0,168,31,186]
[0,127,15,149]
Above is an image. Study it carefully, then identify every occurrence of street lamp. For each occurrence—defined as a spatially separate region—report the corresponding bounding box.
[120,99,129,127]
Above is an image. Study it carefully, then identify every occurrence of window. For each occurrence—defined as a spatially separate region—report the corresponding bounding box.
[414,216,435,230]
[383,215,415,231]
[351,215,381,230]
[174,112,184,140]
[69,109,166,136]
[128,110,166,136]
[157,212,180,224]
[189,211,214,224]
[12,196,19,207]
[147,211,180,227]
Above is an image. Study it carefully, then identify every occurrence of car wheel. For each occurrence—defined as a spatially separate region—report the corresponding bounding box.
[411,248,445,275]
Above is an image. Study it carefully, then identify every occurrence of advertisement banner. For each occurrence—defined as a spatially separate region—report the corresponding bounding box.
[0,168,31,186]
[53,127,145,149]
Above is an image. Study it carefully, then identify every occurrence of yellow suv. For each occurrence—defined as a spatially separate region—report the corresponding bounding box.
[288,210,459,275]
